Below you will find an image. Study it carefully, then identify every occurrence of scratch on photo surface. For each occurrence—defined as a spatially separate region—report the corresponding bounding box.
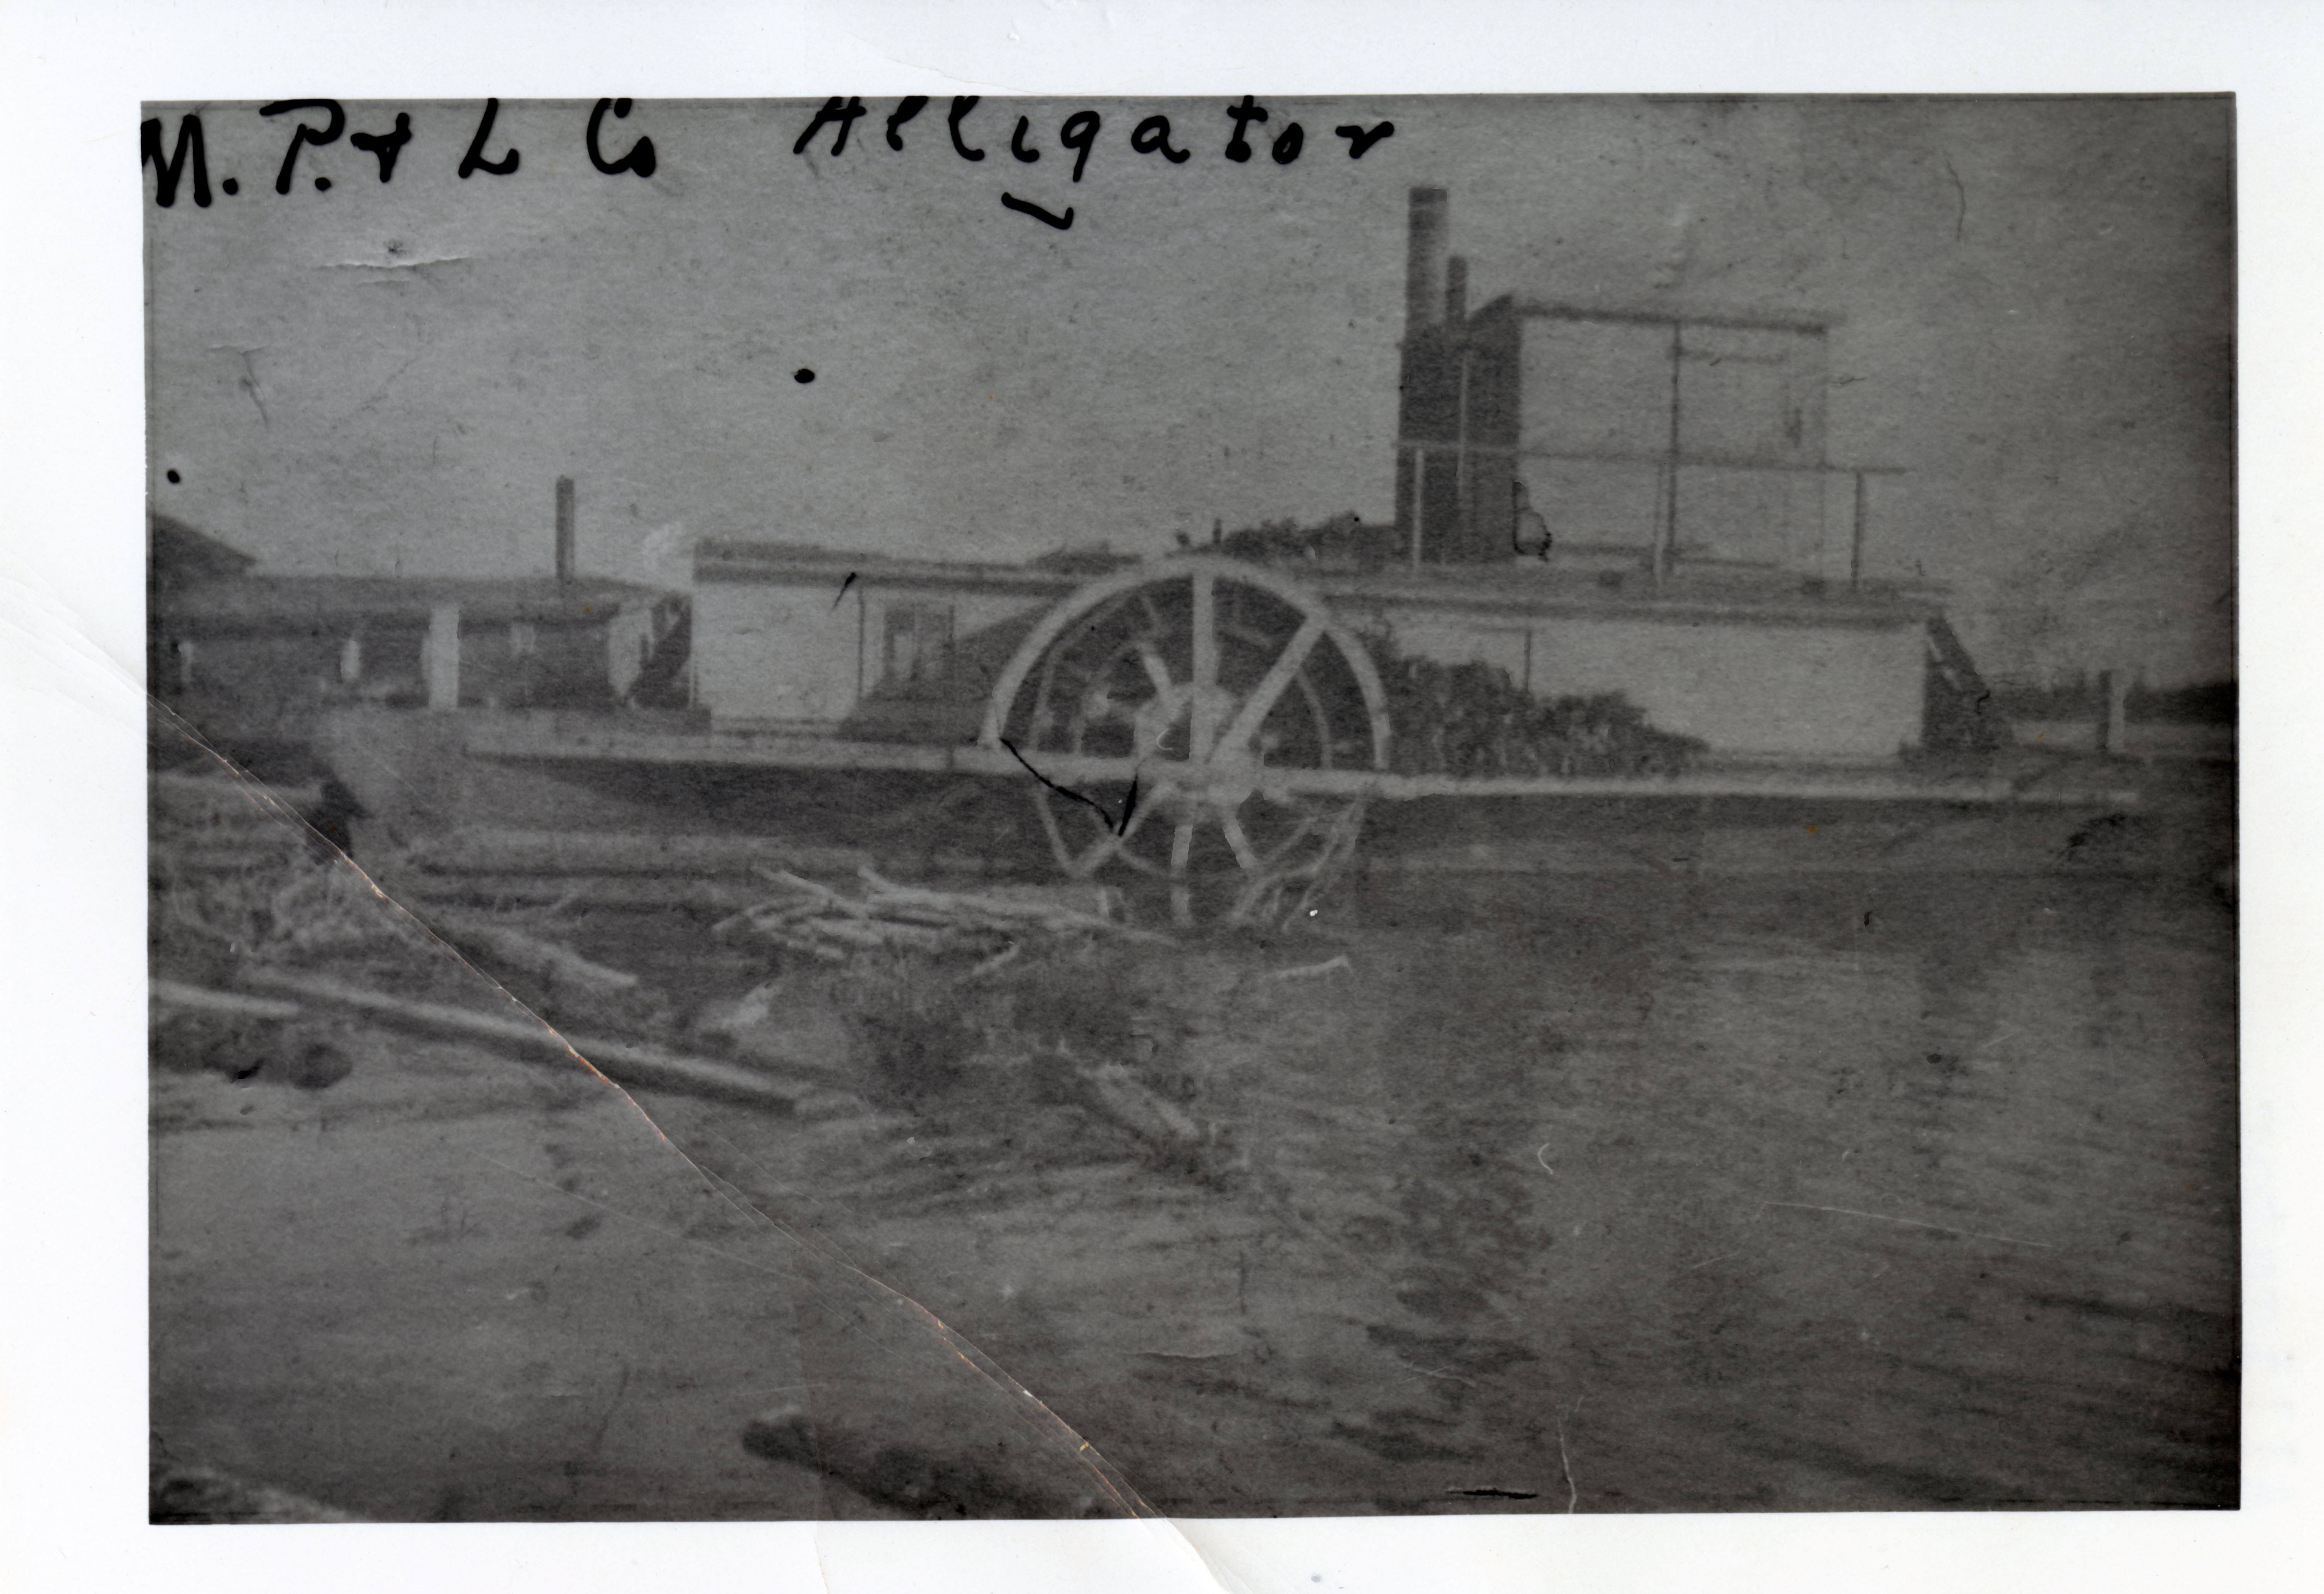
[206,345,269,426]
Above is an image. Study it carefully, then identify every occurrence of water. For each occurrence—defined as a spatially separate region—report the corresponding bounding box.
[641,867,2237,1515]
[151,851,2237,1518]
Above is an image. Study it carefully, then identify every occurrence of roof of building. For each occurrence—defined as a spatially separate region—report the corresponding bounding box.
[154,573,660,630]
[149,514,258,591]
[1458,292,1839,336]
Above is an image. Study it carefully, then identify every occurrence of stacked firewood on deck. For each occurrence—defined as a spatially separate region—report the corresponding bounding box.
[712,866,1170,973]
[1369,643,1708,779]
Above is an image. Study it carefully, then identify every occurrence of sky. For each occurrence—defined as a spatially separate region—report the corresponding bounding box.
[146,95,2233,684]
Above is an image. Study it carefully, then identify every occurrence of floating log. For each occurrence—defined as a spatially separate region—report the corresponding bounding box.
[400,875,765,913]
[740,1406,1116,1519]
[151,771,326,817]
[425,912,642,993]
[854,867,1173,945]
[235,968,811,1108]
[406,828,888,879]
[714,865,1175,963]
[1075,1060,1200,1146]
[150,980,304,1023]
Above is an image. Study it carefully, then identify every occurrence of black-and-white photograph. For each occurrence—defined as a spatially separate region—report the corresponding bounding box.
[138,91,2236,1528]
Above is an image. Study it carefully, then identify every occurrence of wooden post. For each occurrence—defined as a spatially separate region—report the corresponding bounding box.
[1454,353,1472,557]
[425,603,461,712]
[1850,471,1868,591]
[1655,319,1683,587]
[1409,448,1427,569]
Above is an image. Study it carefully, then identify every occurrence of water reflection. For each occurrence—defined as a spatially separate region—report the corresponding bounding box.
[626,867,2235,1516]
[1168,871,2239,1511]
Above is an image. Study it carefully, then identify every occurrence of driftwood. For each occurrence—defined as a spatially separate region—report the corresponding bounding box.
[152,1449,366,1525]
[235,968,810,1108]
[854,867,1163,941]
[740,1406,1116,1519]
[713,866,1174,964]
[1259,953,1355,982]
[151,980,305,1022]
[151,770,325,820]
[402,875,766,913]
[408,828,886,879]
[426,911,642,993]
[1075,1060,1201,1146]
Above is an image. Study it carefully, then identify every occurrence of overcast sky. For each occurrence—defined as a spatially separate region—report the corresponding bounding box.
[146,96,2232,684]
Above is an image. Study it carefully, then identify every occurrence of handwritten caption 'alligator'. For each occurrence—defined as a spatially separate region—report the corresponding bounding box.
[142,98,1397,230]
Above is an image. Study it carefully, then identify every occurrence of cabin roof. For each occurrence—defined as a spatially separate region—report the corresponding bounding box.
[1460,292,1838,336]
[154,573,657,629]
[149,514,258,591]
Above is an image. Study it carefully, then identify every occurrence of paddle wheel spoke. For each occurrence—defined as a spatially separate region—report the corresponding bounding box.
[1188,570,1219,758]
[1134,637,1176,698]
[1220,809,1262,872]
[1219,616,1325,755]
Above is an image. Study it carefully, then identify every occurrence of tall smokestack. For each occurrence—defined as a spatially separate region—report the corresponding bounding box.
[554,476,575,582]
[1405,187,1449,333]
[1444,255,1469,324]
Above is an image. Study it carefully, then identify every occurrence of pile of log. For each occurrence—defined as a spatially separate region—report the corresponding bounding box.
[714,866,1171,967]
[151,770,424,966]
[1370,647,1707,778]
[150,770,321,877]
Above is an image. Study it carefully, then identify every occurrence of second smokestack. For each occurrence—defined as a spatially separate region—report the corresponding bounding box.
[555,476,575,582]
[1405,187,1449,333]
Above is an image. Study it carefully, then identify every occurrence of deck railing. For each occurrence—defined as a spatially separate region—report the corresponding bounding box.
[1399,439,1900,588]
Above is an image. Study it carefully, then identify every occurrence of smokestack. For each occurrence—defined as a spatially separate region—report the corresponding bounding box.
[1444,255,1469,324]
[1405,187,1449,333]
[554,476,575,582]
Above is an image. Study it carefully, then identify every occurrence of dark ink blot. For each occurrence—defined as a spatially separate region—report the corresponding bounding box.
[1130,115,1190,165]
[1333,121,1395,158]
[1001,192,1074,230]
[459,98,520,178]
[221,177,238,195]
[794,367,816,384]
[1223,95,1269,162]
[832,572,858,610]
[166,469,182,484]
[313,176,331,191]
